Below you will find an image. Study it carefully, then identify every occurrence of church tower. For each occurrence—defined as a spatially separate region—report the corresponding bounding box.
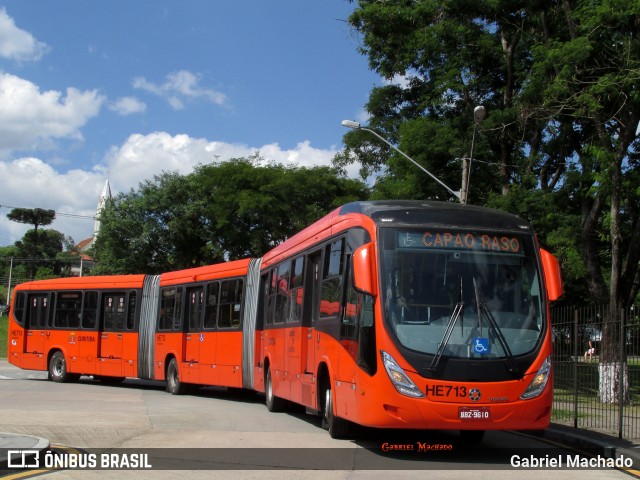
[93,178,112,236]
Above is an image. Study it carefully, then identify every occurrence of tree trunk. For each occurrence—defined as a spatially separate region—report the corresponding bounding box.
[597,309,630,405]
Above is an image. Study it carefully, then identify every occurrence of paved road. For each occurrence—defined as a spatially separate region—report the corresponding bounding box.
[0,359,634,479]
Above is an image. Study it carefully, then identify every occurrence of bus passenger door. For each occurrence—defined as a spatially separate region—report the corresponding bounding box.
[304,251,322,374]
[183,286,203,383]
[25,294,49,355]
[98,292,126,376]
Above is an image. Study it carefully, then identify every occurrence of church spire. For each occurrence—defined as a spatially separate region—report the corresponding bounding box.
[93,178,112,235]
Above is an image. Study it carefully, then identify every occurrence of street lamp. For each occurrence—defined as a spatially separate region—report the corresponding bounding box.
[460,105,486,204]
[341,120,461,201]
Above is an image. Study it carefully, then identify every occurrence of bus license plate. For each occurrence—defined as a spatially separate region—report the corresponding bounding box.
[458,407,491,420]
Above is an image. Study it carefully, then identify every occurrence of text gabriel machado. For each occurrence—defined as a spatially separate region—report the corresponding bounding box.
[511,455,633,468]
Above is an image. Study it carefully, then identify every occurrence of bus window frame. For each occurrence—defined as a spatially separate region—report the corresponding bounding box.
[53,290,83,329]
[218,277,244,330]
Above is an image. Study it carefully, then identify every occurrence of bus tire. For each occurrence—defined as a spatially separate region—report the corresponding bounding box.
[321,382,350,439]
[460,430,485,443]
[166,358,187,395]
[265,366,285,412]
[49,351,78,383]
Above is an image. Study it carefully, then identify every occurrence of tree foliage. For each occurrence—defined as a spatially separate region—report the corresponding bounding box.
[92,157,369,274]
[0,229,76,282]
[340,0,640,316]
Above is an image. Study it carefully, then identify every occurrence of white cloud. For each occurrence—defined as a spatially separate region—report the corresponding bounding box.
[0,132,360,246]
[0,73,105,155]
[0,157,105,245]
[0,8,50,62]
[133,70,227,110]
[109,96,147,116]
[104,132,357,194]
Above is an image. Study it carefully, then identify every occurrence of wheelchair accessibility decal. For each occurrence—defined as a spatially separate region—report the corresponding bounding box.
[473,337,490,355]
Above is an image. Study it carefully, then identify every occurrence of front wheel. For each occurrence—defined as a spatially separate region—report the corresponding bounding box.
[321,382,350,439]
[166,358,187,395]
[49,351,79,383]
[265,366,286,412]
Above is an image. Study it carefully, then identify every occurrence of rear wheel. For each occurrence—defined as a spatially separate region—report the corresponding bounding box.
[265,366,286,412]
[321,381,350,439]
[48,351,79,383]
[166,358,187,395]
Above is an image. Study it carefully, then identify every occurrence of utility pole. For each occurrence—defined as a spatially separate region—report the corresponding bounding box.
[6,257,13,304]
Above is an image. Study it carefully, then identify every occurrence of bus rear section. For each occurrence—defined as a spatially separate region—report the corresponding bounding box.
[7,275,146,382]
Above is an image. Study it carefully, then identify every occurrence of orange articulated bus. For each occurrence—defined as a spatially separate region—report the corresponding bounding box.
[7,201,563,440]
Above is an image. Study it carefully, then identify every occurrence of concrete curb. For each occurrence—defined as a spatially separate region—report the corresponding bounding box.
[543,424,640,469]
[0,432,50,470]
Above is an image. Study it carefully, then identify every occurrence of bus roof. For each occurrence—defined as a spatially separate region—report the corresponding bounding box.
[160,258,252,286]
[262,200,531,267]
[14,274,147,291]
[338,201,531,230]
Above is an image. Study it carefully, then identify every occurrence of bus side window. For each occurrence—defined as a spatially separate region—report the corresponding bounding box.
[173,287,184,331]
[82,291,98,329]
[204,282,219,330]
[320,238,345,321]
[263,271,276,326]
[14,292,26,325]
[158,288,175,331]
[288,256,304,323]
[274,261,291,324]
[54,291,82,329]
[127,291,137,330]
[219,279,243,329]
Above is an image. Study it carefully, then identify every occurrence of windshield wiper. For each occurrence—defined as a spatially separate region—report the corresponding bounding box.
[478,303,519,375]
[427,302,464,372]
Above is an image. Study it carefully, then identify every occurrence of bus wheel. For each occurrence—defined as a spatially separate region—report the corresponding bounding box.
[321,382,350,439]
[265,366,285,412]
[460,430,485,443]
[166,358,187,395]
[49,351,78,383]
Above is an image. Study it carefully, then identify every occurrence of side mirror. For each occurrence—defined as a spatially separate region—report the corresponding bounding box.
[353,242,378,297]
[540,248,563,301]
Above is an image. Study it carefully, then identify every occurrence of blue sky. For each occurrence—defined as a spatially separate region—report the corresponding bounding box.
[0,1,379,246]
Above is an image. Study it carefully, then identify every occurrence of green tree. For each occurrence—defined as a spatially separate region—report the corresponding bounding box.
[341,0,640,402]
[13,229,76,279]
[7,208,56,249]
[93,157,369,274]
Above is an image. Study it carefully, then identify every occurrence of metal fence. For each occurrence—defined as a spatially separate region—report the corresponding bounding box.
[551,304,640,440]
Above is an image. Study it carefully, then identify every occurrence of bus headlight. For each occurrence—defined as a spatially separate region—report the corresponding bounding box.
[381,351,425,398]
[520,355,552,400]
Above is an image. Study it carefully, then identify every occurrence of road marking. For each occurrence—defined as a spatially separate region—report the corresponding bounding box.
[0,374,12,379]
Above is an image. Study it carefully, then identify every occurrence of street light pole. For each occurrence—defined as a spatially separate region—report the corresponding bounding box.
[341,120,461,202]
[460,105,486,205]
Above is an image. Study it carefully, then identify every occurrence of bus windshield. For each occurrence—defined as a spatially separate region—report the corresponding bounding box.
[380,228,544,359]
